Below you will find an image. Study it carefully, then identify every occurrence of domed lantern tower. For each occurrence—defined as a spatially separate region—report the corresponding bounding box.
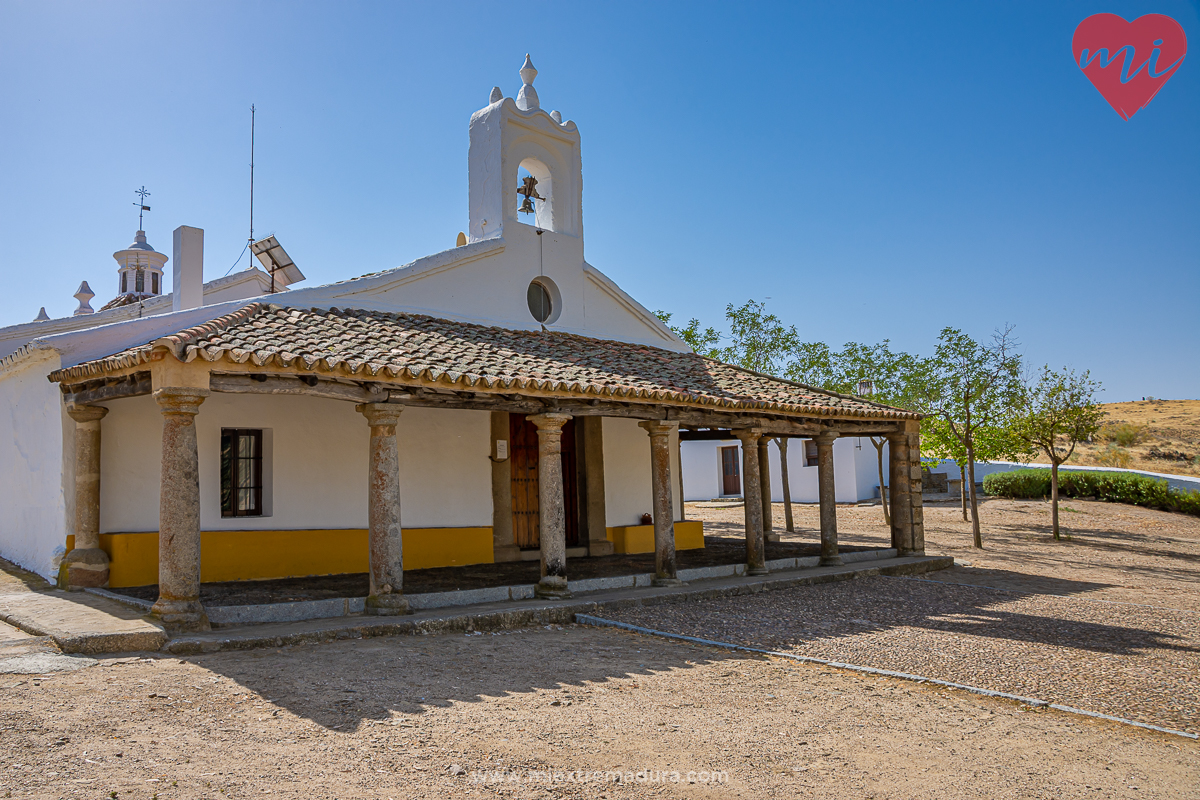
[109,229,168,307]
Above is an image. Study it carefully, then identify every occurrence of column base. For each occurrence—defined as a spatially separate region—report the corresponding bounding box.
[60,548,110,590]
[819,555,844,566]
[534,576,572,600]
[746,565,769,576]
[764,533,782,544]
[150,598,211,633]
[492,544,524,563]
[652,576,685,587]
[366,593,411,616]
[587,540,615,558]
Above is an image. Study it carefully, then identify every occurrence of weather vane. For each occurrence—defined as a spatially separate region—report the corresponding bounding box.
[516,175,543,215]
[133,186,151,229]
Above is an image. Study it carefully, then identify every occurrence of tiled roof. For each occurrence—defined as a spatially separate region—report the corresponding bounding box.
[49,303,918,420]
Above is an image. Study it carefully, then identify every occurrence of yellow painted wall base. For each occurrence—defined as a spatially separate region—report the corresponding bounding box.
[605,520,704,555]
[68,527,495,588]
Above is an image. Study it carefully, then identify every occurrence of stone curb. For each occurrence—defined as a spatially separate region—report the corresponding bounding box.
[162,556,951,656]
[573,616,1199,741]
[0,599,168,656]
[84,587,153,613]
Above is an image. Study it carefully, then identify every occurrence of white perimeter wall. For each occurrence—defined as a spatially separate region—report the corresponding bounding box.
[680,437,889,505]
[0,352,72,579]
[99,395,494,532]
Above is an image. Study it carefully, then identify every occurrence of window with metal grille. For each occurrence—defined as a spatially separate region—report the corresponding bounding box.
[221,429,263,517]
[151,272,159,294]
[135,270,145,293]
[804,439,819,467]
[120,272,127,293]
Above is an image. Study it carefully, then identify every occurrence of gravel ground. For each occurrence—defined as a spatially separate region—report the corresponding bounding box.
[601,575,1200,734]
[706,496,1200,610]
[598,498,1200,735]
[2,626,1196,800]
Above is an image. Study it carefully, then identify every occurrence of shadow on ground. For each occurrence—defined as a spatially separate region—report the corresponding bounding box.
[172,625,749,731]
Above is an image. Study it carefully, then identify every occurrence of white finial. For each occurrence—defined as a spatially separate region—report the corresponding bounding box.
[73,281,95,316]
[34,307,49,322]
[550,110,562,124]
[489,86,503,104]
[516,54,540,111]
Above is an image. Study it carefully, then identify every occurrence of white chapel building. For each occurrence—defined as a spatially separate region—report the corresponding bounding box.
[0,57,926,632]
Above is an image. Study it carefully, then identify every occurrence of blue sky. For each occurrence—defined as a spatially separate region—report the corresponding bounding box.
[1,1,1196,401]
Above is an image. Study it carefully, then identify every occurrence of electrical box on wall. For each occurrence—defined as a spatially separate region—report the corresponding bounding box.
[494,440,509,461]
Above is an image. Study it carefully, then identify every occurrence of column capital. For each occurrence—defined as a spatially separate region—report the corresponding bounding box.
[66,404,109,424]
[815,430,839,445]
[733,427,763,444]
[885,430,907,444]
[356,402,404,427]
[638,420,678,438]
[528,412,573,432]
[153,387,210,414]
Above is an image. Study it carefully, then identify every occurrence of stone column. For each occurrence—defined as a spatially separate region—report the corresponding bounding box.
[530,413,573,599]
[62,405,110,589]
[759,436,778,543]
[734,428,767,575]
[357,403,409,615]
[815,431,843,566]
[640,421,683,586]
[151,388,211,632]
[887,431,914,555]
[907,422,926,555]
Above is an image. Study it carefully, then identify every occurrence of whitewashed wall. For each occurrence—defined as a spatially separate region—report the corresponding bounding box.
[601,417,681,526]
[0,351,71,579]
[680,437,888,504]
[99,395,494,533]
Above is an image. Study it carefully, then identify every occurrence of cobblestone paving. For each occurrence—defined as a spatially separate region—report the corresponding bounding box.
[603,575,1200,735]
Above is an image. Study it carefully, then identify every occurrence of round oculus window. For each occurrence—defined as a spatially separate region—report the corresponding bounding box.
[527,281,552,323]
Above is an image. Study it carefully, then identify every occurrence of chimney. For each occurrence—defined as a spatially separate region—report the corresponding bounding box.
[172,226,204,312]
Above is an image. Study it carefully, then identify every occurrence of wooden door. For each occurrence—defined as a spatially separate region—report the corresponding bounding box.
[721,445,741,495]
[510,416,580,550]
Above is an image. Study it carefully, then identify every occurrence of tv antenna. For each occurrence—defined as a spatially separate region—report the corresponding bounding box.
[249,104,256,249]
[133,186,151,229]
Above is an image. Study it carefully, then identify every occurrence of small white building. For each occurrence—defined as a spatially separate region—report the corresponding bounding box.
[681,436,890,504]
[0,57,927,632]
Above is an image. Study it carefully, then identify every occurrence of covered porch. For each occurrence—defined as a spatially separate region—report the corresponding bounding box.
[50,303,925,632]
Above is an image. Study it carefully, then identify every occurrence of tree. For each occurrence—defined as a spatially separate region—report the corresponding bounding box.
[921,416,970,521]
[657,301,799,372]
[654,311,722,358]
[1014,366,1104,541]
[719,300,797,374]
[790,339,921,525]
[911,326,1026,548]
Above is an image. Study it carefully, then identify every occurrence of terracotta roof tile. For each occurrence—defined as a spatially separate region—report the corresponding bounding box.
[48,303,918,420]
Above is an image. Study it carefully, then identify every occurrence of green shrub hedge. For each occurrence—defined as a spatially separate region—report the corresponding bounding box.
[982,469,1200,517]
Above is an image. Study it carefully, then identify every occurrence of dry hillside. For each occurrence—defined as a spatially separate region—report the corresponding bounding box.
[1066,398,1200,477]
